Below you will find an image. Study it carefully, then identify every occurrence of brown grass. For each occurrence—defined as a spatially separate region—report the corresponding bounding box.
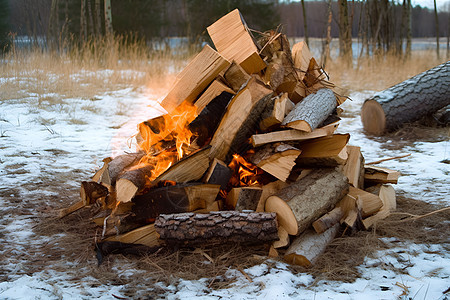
[326,50,449,93]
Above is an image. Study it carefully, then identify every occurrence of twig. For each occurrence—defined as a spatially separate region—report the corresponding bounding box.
[366,153,411,165]
[237,266,253,283]
[387,207,450,223]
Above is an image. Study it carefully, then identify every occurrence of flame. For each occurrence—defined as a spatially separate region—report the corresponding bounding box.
[228,154,263,187]
[138,101,198,182]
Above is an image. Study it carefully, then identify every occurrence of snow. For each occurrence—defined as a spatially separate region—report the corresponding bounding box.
[0,72,449,299]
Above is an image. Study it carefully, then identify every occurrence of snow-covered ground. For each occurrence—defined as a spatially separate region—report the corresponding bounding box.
[0,71,448,299]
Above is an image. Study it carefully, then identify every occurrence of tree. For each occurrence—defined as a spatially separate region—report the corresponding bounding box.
[434,0,439,59]
[338,0,352,64]
[0,0,10,53]
[301,0,308,46]
[104,0,113,36]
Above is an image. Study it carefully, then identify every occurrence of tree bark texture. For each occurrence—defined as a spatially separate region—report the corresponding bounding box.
[155,211,279,246]
[282,88,337,132]
[361,61,450,134]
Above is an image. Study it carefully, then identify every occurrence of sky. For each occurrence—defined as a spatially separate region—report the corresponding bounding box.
[413,0,448,10]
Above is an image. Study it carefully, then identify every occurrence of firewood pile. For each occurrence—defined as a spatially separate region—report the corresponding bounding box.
[60,9,400,267]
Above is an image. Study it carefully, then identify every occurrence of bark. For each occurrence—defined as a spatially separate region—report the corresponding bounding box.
[80,0,87,42]
[301,0,308,46]
[87,0,95,37]
[95,0,102,36]
[100,152,145,186]
[361,61,450,134]
[405,0,412,59]
[155,211,279,246]
[104,0,113,36]
[321,0,333,68]
[338,0,352,65]
[265,168,349,235]
[282,88,337,132]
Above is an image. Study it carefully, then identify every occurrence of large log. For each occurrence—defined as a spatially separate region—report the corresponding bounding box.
[282,88,337,132]
[265,168,349,235]
[154,211,279,246]
[361,61,450,134]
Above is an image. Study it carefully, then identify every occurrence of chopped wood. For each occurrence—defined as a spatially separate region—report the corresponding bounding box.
[366,153,411,165]
[207,9,265,74]
[312,206,344,234]
[273,225,290,248]
[291,41,313,81]
[364,165,400,185]
[153,146,211,185]
[260,93,294,131]
[104,223,162,248]
[268,245,279,258]
[282,88,337,132]
[194,200,221,213]
[58,200,85,218]
[348,186,383,218]
[100,152,145,186]
[116,164,153,203]
[202,158,232,189]
[155,211,279,246]
[223,61,251,92]
[343,145,365,189]
[59,181,109,218]
[250,143,301,182]
[160,45,230,113]
[209,77,273,162]
[289,81,307,104]
[362,185,396,229]
[265,168,349,235]
[295,134,349,167]
[284,224,339,268]
[256,180,288,212]
[194,79,235,114]
[92,157,112,182]
[226,186,263,211]
[251,122,339,147]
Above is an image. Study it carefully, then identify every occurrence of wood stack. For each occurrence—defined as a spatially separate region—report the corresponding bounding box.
[60,9,401,266]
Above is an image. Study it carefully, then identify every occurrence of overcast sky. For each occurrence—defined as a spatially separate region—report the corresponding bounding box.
[413,0,448,10]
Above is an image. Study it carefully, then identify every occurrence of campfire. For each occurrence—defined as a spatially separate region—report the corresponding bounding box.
[60,9,400,267]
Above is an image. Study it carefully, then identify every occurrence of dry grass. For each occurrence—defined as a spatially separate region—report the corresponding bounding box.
[326,50,449,93]
[0,36,192,103]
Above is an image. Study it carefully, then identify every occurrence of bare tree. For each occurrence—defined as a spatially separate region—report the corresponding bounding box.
[434,0,440,59]
[87,0,95,37]
[321,0,332,68]
[80,0,87,41]
[338,0,352,65]
[301,0,309,45]
[95,0,102,36]
[104,0,113,36]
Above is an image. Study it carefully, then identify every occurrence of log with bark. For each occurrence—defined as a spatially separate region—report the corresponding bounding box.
[265,168,349,235]
[100,152,145,186]
[361,61,450,134]
[282,88,337,132]
[155,211,279,246]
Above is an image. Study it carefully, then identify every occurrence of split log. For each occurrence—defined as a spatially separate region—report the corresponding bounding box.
[295,134,349,167]
[59,181,109,218]
[104,223,162,248]
[224,62,251,92]
[362,185,396,229]
[202,158,232,189]
[291,41,313,81]
[154,211,279,246]
[92,157,112,182]
[100,152,145,186]
[273,226,289,248]
[250,143,301,182]
[207,9,265,74]
[361,61,450,134]
[259,93,294,131]
[284,224,339,268]
[251,122,339,147]
[226,186,263,211]
[343,145,365,189]
[209,77,273,162]
[265,168,349,235]
[312,207,343,234]
[364,165,400,185]
[153,146,211,185]
[116,164,153,203]
[160,45,230,113]
[282,88,337,132]
[194,79,234,114]
[348,186,383,218]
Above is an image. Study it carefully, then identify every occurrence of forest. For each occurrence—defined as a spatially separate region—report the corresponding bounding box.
[1,0,449,61]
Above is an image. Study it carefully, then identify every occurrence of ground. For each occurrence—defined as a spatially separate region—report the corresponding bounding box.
[0,63,449,299]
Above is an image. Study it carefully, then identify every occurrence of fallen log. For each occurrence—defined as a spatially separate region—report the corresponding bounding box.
[361,61,450,134]
[265,168,349,235]
[154,211,279,246]
[282,88,337,132]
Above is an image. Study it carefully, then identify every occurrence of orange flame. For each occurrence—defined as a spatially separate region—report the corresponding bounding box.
[228,154,263,187]
[138,101,198,182]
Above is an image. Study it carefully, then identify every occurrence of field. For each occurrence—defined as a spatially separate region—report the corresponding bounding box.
[0,39,449,299]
